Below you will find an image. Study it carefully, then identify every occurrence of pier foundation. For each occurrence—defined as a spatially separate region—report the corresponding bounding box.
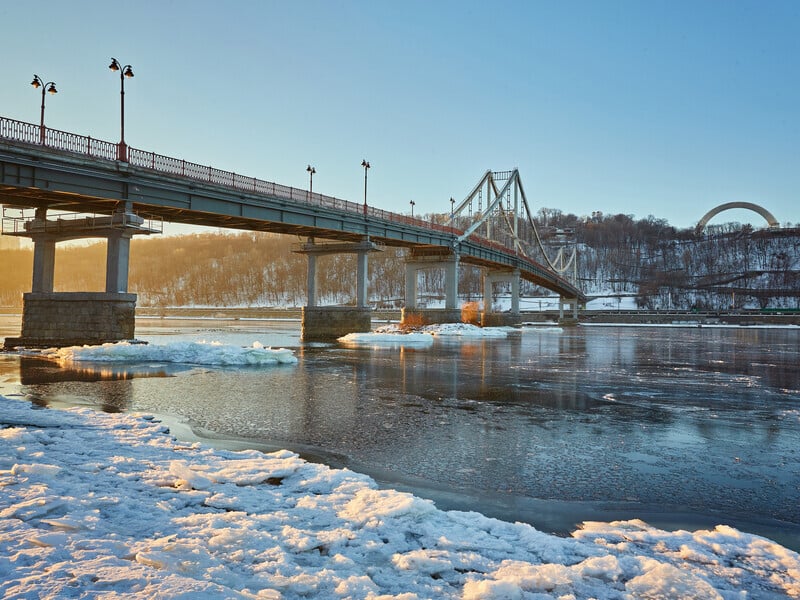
[4,292,137,349]
[400,307,463,326]
[301,306,372,342]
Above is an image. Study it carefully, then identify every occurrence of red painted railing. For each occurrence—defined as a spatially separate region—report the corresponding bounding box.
[0,115,582,295]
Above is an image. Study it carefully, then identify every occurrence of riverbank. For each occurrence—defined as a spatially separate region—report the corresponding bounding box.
[132,306,800,326]
[3,305,799,330]
[2,395,798,598]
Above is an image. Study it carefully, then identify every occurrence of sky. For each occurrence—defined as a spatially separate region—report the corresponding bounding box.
[1,0,798,231]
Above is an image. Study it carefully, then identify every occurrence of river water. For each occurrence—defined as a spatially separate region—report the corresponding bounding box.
[1,315,798,550]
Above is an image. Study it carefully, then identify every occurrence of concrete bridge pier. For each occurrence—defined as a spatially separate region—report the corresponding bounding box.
[30,209,56,293]
[401,250,462,325]
[3,204,155,350]
[558,297,580,324]
[481,268,521,327]
[297,238,381,341]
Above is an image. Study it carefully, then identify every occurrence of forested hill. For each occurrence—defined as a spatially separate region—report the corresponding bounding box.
[0,213,798,310]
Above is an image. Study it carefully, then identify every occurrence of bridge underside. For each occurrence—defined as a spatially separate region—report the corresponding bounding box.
[0,143,585,302]
[0,150,442,247]
[406,246,582,295]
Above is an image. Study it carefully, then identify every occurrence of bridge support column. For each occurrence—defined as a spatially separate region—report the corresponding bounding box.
[401,251,462,326]
[106,230,133,293]
[2,205,158,349]
[32,238,56,293]
[294,238,382,341]
[481,269,522,327]
[445,255,459,310]
[357,246,369,308]
[404,262,418,310]
[558,297,580,325]
[30,208,56,293]
[306,243,318,307]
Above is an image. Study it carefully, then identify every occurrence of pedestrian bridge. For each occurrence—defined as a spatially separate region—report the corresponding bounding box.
[0,115,585,344]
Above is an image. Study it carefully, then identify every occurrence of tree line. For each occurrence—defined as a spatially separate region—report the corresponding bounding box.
[0,213,797,310]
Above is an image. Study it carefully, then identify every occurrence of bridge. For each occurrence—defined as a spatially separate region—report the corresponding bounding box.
[0,115,585,345]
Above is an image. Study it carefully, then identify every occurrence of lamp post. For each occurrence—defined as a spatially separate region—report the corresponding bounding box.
[450,197,455,219]
[409,199,415,218]
[361,159,370,216]
[30,75,57,144]
[306,165,316,201]
[108,58,134,161]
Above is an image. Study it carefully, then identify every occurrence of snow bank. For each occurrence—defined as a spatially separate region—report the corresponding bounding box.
[1,396,797,599]
[37,340,298,366]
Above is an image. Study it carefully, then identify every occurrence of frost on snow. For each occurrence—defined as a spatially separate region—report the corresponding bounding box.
[1,396,798,599]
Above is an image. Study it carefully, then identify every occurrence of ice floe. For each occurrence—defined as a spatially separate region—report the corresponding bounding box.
[1,395,797,598]
[37,340,298,366]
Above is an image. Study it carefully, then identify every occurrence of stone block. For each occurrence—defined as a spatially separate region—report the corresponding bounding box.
[4,292,137,349]
[302,306,372,342]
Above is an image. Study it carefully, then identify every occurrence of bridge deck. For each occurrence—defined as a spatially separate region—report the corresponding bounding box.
[0,116,586,301]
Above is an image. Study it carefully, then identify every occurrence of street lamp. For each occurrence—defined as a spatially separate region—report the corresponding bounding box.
[409,199,415,218]
[361,159,370,216]
[108,57,134,161]
[30,75,57,144]
[450,197,455,218]
[306,165,316,200]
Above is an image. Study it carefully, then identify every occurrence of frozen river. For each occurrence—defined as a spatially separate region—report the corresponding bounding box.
[1,315,798,551]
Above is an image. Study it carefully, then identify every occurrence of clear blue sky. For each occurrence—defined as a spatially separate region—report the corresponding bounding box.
[2,0,798,230]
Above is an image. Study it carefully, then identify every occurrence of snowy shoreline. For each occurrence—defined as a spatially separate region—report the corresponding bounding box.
[2,396,798,598]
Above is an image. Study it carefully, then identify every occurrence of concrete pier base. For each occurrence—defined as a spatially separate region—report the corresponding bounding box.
[302,306,372,342]
[480,312,522,327]
[401,308,463,326]
[4,292,137,349]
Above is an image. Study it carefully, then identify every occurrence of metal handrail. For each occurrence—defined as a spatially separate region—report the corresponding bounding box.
[1,206,163,236]
[0,115,583,297]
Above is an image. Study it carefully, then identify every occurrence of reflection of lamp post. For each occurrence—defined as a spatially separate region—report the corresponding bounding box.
[108,58,134,161]
[409,199,415,218]
[30,75,57,144]
[306,165,316,200]
[361,159,370,216]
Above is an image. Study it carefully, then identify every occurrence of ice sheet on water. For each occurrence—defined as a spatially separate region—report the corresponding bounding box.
[0,397,800,600]
[339,322,510,346]
[338,329,434,347]
[37,340,298,366]
[1,395,798,599]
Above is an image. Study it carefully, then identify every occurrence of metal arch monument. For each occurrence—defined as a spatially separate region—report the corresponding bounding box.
[695,201,780,234]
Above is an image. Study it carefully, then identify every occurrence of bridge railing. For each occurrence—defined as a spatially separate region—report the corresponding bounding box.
[0,118,39,144]
[0,115,582,296]
[0,116,119,160]
[0,116,465,235]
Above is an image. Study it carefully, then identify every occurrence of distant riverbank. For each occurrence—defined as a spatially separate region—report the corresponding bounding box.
[2,305,799,327]
[135,306,800,326]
